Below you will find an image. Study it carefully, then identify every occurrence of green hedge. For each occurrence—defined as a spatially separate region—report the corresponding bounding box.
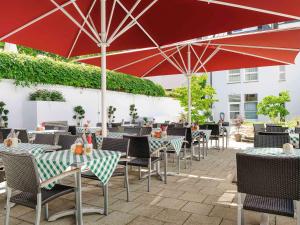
[0,52,165,97]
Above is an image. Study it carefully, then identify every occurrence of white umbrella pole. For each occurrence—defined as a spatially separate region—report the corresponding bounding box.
[187,45,192,126]
[101,0,107,137]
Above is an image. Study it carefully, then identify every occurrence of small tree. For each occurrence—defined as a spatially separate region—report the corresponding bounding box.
[73,105,85,126]
[129,104,138,124]
[257,91,290,123]
[108,106,116,124]
[171,74,218,124]
[0,101,9,128]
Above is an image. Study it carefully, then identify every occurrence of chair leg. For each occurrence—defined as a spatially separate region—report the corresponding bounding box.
[44,203,49,220]
[296,201,300,225]
[184,146,187,169]
[237,193,244,225]
[164,150,167,184]
[35,193,42,225]
[147,159,151,192]
[177,154,180,174]
[139,167,142,180]
[5,187,11,225]
[125,165,130,202]
[103,184,108,216]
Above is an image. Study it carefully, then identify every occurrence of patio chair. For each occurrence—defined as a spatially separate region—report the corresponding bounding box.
[166,127,190,171]
[57,134,79,150]
[1,151,78,225]
[82,138,130,201]
[0,131,3,143]
[124,127,141,135]
[236,153,300,225]
[253,124,265,134]
[14,129,29,143]
[68,125,77,135]
[207,124,223,150]
[123,135,163,192]
[108,127,120,132]
[266,124,288,132]
[140,127,152,135]
[0,128,12,140]
[111,123,122,128]
[254,132,290,148]
[33,134,55,145]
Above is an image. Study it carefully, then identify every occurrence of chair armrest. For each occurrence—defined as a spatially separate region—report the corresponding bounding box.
[40,168,80,188]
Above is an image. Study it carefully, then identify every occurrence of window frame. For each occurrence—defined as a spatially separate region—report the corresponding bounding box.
[227,69,241,84]
[244,93,258,120]
[244,68,259,83]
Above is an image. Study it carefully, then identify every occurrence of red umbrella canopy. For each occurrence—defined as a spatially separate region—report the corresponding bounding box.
[78,28,300,76]
[1,0,300,58]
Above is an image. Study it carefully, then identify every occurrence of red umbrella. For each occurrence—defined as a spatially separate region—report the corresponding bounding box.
[78,27,300,123]
[1,0,300,134]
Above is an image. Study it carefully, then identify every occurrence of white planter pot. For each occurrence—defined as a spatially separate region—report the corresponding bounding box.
[23,101,72,129]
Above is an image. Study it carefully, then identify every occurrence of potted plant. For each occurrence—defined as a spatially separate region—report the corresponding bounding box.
[108,106,116,124]
[0,101,9,128]
[233,114,244,142]
[73,105,85,126]
[129,104,138,124]
[29,89,65,102]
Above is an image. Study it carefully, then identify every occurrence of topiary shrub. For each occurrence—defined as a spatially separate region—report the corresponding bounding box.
[29,89,65,102]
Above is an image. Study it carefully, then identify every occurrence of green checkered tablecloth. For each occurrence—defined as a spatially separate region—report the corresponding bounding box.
[244,147,300,157]
[149,136,184,155]
[0,143,57,156]
[76,127,101,133]
[35,149,121,189]
[290,133,299,148]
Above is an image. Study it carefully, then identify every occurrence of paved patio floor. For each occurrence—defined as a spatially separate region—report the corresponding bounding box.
[0,143,297,225]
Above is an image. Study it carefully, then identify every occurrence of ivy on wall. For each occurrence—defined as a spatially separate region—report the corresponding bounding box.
[0,52,165,97]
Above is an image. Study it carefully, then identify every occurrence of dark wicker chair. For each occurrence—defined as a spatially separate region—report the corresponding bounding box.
[82,138,130,201]
[236,153,300,225]
[123,135,163,192]
[140,127,152,135]
[0,128,12,140]
[0,151,78,225]
[253,123,265,134]
[266,124,288,132]
[124,127,141,135]
[14,129,29,143]
[254,132,290,148]
[34,133,56,145]
[207,124,223,149]
[57,134,79,150]
[68,125,77,135]
[166,127,190,172]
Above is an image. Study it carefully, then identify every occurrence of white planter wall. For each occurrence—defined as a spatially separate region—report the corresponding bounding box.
[0,79,183,129]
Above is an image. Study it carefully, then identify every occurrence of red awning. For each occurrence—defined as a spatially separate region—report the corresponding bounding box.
[1,0,299,57]
[78,28,300,76]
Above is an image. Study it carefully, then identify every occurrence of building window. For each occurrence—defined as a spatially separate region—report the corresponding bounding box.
[244,94,258,119]
[229,94,241,119]
[245,68,258,82]
[228,69,241,83]
[279,65,286,81]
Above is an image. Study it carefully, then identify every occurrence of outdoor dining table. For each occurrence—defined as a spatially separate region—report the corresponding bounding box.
[244,147,300,157]
[0,143,61,156]
[35,149,122,225]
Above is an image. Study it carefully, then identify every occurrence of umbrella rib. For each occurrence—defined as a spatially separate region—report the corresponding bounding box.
[107,0,142,44]
[71,0,101,42]
[67,0,98,58]
[177,45,188,74]
[195,46,221,73]
[199,0,300,20]
[192,41,211,73]
[49,0,99,44]
[108,0,158,44]
[191,44,208,74]
[106,0,117,39]
[219,47,295,65]
[142,46,185,77]
[0,0,74,41]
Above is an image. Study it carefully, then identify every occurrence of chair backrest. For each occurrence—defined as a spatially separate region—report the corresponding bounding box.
[174,123,184,128]
[295,127,300,134]
[206,124,220,136]
[123,135,151,158]
[0,131,3,143]
[124,127,141,135]
[254,132,290,148]
[167,127,187,137]
[236,153,300,200]
[15,129,29,143]
[266,125,287,132]
[101,138,130,156]
[152,123,158,128]
[108,127,120,132]
[0,128,12,139]
[34,133,55,145]
[111,123,122,128]
[185,127,192,148]
[140,127,152,136]
[68,126,77,135]
[253,124,265,134]
[0,152,40,195]
[57,134,79,150]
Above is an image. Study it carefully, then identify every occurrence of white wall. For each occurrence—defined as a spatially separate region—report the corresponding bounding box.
[211,54,300,122]
[0,79,183,129]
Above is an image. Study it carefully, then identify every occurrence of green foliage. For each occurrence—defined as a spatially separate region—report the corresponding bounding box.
[73,105,85,126]
[29,89,65,102]
[171,75,218,124]
[0,101,9,128]
[257,91,290,122]
[108,106,116,123]
[0,52,165,97]
[129,104,139,123]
